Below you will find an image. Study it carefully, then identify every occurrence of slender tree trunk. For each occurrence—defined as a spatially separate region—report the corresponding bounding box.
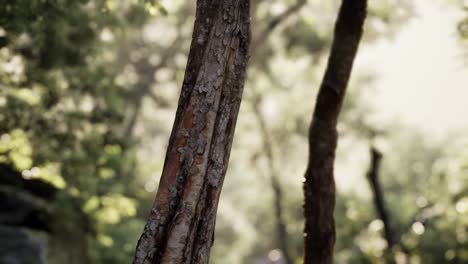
[367,146,415,263]
[366,147,396,249]
[252,100,292,264]
[303,1,367,263]
[366,147,398,264]
[133,1,251,263]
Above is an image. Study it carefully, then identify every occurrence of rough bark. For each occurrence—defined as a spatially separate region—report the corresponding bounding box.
[252,99,291,264]
[133,0,250,263]
[303,1,367,263]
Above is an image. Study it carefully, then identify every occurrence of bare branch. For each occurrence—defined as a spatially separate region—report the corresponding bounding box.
[252,0,307,51]
[366,147,397,248]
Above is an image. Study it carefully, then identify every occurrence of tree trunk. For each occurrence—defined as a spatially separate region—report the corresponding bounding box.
[252,100,292,264]
[133,0,251,263]
[303,1,367,263]
[366,147,397,249]
[367,146,415,263]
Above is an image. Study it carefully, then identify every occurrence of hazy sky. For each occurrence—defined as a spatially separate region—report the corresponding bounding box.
[336,0,467,193]
[357,0,468,137]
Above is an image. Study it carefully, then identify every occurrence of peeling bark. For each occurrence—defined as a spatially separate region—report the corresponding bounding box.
[303,1,367,263]
[133,0,250,263]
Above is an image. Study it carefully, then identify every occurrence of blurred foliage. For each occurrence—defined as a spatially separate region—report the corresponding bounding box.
[0,0,152,262]
[459,0,468,60]
[459,0,468,38]
[0,0,467,264]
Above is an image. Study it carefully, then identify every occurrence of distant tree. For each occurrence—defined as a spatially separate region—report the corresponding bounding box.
[366,146,402,263]
[132,0,251,263]
[251,95,292,264]
[303,1,367,263]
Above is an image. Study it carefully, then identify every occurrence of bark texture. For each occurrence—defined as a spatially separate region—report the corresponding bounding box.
[303,1,367,263]
[133,0,250,263]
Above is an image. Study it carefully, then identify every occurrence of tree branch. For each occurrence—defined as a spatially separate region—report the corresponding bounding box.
[366,147,397,249]
[252,0,307,51]
[123,34,183,139]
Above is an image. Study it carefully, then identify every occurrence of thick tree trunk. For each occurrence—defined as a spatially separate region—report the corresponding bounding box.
[133,1,251,263]
[303,1,367,263]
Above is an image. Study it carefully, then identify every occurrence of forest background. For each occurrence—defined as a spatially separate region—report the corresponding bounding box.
[0,0,467,263]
